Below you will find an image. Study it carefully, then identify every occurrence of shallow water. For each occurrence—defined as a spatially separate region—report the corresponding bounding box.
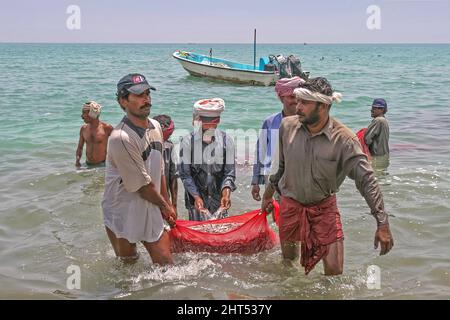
[0,43,449,299]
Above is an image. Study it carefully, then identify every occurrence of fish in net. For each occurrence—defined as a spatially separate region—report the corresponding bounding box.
[169,201,280,254]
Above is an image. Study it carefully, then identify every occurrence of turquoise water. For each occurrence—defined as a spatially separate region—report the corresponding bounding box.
[0,43,449,299]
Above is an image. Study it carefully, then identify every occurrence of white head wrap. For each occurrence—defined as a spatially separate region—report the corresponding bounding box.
[82,101,102,119]
[294,88,342,105]
[193,98,225,120]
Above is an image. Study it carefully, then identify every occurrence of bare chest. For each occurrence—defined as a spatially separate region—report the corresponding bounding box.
[83,125,108,143]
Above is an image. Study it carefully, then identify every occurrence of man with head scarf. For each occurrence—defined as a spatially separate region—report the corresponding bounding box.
[153,114,178,214]
[251,76,305,201]
[75,101,113,167]
[179,98,236,221]
[261,77,394,275]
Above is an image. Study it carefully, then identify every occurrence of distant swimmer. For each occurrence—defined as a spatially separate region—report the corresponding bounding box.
[75,101,113,168]
[365,98,390,157]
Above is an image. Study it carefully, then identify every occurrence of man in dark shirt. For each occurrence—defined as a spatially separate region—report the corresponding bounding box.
[365,98,390,157]
[179,98,236,221]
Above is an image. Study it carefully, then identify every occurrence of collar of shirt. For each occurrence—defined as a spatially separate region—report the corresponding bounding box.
[296,116,333,141]
[263,112,283,130]
[122,116,155,138]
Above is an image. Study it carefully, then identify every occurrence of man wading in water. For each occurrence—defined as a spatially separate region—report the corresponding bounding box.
[102,74,176,264]
[251,76,305,201]
[262,77,394,275]
[179,98,236,221]
[365,98,390,157]
[75,101,113,168]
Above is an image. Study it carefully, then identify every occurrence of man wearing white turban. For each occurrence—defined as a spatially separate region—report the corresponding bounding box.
[76,101,113,167]
[179,98,236,221]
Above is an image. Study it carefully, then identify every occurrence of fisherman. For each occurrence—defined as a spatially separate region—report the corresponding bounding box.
[102,73,176,265]
[179,98,236,221]
[75,101,113,168]
[365,98,390,157]
[261,77,394,275]
[251,76,305,201]
[153,114,178,214]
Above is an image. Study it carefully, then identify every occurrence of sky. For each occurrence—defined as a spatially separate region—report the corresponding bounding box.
[0,0,449,43]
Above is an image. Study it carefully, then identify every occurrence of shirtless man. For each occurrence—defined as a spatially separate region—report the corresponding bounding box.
[75,101,113,167]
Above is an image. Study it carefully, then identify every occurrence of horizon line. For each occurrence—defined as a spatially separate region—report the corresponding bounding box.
[1,41,449,45]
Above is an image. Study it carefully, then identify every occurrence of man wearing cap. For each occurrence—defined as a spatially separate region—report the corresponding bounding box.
[251,76,305,202]
[261,77,394,275]
[364,98,390,157]
[75,101,113,168]
[179,98,236,221]
[102,73,176,265]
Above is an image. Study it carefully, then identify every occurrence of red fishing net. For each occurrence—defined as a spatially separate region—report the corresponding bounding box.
[170,201,280,254]
[356,128,371,159]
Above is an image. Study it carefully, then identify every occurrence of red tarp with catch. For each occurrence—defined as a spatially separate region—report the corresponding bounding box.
[169,201,280,254]
[356,128,371,159]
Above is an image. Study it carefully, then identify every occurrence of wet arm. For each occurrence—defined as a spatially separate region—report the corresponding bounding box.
[169,178,178,209]
[139,181,171,210]
[160,174,170,205]
[346,140,388,226]
[139,181,176,226]
[76,128,85,166]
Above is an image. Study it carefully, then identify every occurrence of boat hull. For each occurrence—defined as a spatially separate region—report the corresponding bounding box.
[173,52,278,86]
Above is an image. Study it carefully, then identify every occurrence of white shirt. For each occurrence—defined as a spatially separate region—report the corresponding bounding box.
[102,117,165,243]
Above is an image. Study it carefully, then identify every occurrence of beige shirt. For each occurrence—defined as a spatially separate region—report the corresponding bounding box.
[102,117,166,243]
[269,115,388,225]
[365,116,390,156]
